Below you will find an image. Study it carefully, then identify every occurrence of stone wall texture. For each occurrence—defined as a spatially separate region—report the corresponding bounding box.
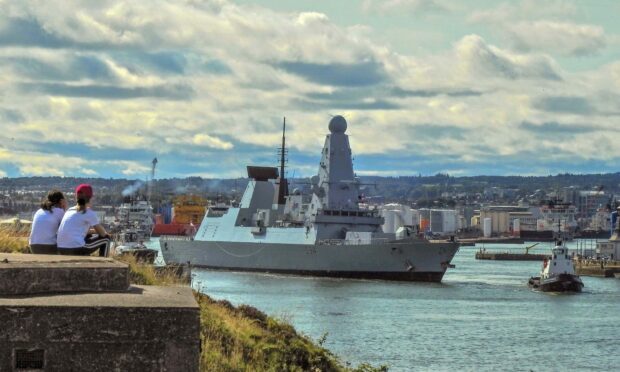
[0,304,200,371]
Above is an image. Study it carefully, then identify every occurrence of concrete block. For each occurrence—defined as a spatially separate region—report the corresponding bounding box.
[0,253,129,295]
[0,285,200,371]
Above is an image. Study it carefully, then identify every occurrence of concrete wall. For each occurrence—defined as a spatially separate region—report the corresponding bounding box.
[0,304,199,371]
[0,254,200,372]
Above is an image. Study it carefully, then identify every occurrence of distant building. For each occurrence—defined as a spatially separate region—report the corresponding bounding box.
[479,205,529,235]
[560,186,580,206]
[577,191,609,219]
[508,212,537,233]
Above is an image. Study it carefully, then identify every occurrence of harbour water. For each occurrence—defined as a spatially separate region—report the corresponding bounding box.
[150,240,619,371]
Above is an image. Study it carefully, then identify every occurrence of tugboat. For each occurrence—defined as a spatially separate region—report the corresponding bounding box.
[528,239,583,292]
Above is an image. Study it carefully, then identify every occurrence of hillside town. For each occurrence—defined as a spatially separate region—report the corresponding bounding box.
[2,175,619,241]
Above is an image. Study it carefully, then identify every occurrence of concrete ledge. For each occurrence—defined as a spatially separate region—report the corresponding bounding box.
[0,285,199,371]
[0,253,129,296]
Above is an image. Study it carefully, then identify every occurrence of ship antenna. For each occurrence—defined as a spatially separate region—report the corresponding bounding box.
[275,117,289,204]
[280,117,286,181]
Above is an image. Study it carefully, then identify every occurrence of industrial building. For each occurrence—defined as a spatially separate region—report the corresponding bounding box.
[479,205,529,236]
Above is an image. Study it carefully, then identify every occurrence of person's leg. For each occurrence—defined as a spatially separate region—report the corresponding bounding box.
[29,244,57,254]
[57,248,93,255]
[84,236,111,257]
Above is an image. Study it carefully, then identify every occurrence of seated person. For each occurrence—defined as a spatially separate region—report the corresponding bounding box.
[29,189,67,254]
[57,184,111,256]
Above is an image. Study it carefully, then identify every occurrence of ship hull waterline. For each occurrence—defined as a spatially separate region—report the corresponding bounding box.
[528,274,584,292]
[160,238,459,283]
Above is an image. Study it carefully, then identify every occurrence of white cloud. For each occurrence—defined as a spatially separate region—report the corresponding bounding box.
[80,168,98,175]
[468,1,608,56]
[362,0,452,14]
[454,34,561,81]
[107,160,152,176]
[0,0,617,177]
[0,148,92,176]
[508,21,607,56]
[191,133,233,150]
[469,0,577,24]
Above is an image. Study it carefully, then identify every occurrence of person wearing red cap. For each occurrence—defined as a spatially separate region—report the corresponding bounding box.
[57,184,111,256]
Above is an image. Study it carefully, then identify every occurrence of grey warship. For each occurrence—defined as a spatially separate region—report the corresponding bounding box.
[160,116,459,282]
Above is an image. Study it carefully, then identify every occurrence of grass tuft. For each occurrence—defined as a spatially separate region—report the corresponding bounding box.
[115,254,187,285]
[0,226,30,253]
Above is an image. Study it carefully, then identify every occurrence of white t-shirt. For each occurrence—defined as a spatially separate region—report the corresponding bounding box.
[29,207,65,245]
[57,207,100,248]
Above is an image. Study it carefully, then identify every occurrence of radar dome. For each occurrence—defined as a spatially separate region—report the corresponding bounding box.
[328,115,347,133]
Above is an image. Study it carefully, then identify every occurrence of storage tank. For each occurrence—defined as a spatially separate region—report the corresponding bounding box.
[483,217,492,237]
[513,218,520,237]
[402,206,414,227]
[441,210,457,234]
[382,210,397,233]
[419,208,431,232]
[411,209,420,227]
[430,209,444,233]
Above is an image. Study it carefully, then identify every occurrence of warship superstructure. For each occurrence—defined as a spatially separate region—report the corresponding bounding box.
[160,116,459,282]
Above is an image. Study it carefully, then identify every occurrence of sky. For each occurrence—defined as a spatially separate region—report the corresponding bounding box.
[0,0,619,179]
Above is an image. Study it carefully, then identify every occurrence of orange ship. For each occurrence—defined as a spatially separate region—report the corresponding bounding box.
[152,195,207,236]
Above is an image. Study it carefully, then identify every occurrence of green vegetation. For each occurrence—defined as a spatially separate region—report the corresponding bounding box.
[0,226,30,253]
[196,293,342,371]
[116,254,187,286]
[124,259,388,372]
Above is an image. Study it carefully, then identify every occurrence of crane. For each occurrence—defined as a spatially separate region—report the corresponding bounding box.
[525,242,540,255]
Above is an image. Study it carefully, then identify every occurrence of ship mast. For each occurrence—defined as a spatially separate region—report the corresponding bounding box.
[280,118,286,183]
[274,117,289,205]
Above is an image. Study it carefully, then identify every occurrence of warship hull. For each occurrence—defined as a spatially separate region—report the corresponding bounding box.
[160,238,459,282]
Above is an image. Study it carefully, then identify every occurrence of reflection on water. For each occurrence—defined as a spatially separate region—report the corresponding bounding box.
[148,238,620,371]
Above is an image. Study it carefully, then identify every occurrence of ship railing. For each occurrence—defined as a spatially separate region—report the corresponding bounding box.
[160,235,194,241]
[317,238,389,246]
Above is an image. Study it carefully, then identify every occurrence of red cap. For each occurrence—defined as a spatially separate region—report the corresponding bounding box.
[75,184,93,198]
